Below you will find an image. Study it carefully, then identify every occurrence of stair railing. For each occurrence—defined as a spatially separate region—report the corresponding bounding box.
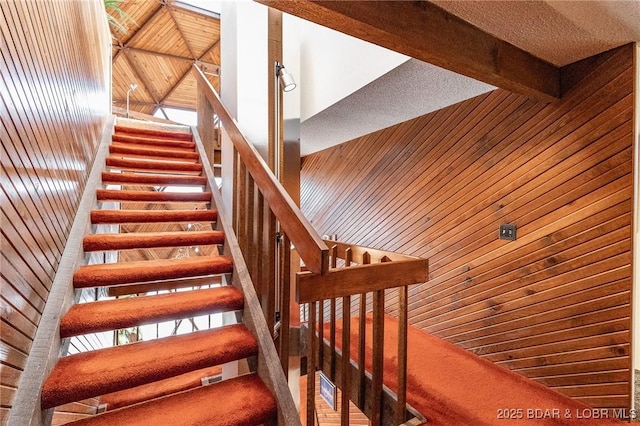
[191,127,301,426]
[193,64,428,426]
[298,240,429,426]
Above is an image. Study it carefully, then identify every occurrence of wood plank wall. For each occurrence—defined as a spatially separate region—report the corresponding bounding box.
[300,45,635,410]
[0,0,111,423]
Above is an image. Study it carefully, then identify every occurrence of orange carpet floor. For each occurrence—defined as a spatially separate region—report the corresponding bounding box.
[325,315,624,425]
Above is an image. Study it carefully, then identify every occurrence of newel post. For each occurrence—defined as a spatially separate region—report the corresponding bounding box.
[197,78,218,167]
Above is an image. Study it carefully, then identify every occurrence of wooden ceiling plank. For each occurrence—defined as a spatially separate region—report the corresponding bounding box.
[258,0,561,101]
[121,2,165,51]
[167,5,196,58]
[123,49,163,111]
[161,40,221,105]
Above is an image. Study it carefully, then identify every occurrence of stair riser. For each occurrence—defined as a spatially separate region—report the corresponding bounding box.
[110,144,200,161]
[90,210,218,224]
[101,172,207,187]
[114,125,193,141]
[96,189,212,203]
[112,134,196,150]
[106,157,203,173]
[106,276,223,297]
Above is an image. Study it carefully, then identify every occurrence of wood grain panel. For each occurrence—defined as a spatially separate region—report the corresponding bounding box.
[172,7,220,58]
[300,45,634,410]
[0,0,111,419]
[128,7,190,57]
[126,50,191,103]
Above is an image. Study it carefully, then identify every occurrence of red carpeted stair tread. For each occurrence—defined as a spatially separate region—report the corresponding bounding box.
[73,256,233,288]
[96,189,212,203]
[67,373,277,426]
[98,365,223,411]
[83,230,225,251]
[101,171,207,186]
[60,286,243,338]
[112,133,196,150]
[105,157,202,174]
[109,143,199,161]
[114,125,193,141]
[90,209,217,224]
[41,324,258,409]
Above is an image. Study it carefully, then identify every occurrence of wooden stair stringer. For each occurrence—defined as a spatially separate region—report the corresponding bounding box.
[190,126,301,425]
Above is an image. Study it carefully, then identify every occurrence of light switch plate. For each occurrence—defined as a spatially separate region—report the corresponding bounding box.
[499,224,517,241]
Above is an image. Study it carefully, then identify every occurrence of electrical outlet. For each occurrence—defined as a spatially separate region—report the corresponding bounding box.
[499,224,517,241]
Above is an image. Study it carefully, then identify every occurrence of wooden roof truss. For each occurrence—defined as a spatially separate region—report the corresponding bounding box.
[109,0,220,118]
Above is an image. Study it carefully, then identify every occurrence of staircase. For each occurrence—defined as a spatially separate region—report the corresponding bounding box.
[40,122,281,425]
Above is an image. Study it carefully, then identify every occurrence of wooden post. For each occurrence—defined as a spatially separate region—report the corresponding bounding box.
[358,251,370,408]
[307,301,317,426]
[196,81,216,166]
[371,289,385,426]
[279,233,292,377]
[341,248,353,425]
[329,245,337,380]
[397,285,408,425]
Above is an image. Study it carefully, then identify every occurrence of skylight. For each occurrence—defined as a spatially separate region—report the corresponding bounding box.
[177,0,221,15]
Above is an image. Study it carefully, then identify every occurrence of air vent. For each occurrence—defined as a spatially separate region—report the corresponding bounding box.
[201,374,222,386]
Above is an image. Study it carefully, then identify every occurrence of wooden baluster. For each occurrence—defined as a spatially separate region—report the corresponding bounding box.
[358,251,370,408]
[232,147,239,233]
[341,248,353,426]
[278,233,291,377]
[236,161,248,255]
[329,245,337,380]
[371,289,384,426]
[264,206,277,333]
[318,298,324,372]
[255,193,265,312]
[397,285,408,425]
[246,174,256,285]
[307,301,317,426]
[371,257,390,426]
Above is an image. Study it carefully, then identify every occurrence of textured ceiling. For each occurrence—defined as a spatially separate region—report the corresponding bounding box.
[432,0,640,66]
[301,59,495,156]
[300,0,640,156]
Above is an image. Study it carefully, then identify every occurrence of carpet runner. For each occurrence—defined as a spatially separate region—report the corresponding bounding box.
[42,122,278,425]
[325,315,625,425]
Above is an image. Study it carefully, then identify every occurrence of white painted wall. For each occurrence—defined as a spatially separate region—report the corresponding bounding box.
[219,0,269,211]
[283,17,409,122]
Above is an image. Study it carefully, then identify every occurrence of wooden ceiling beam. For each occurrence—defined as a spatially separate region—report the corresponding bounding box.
[112,45,220,70]
[258,0,561,102]
[113,45,191,63]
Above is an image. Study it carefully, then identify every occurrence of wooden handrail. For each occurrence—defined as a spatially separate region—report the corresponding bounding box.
[192,127,301,426]
[296,258,429,303]
[192,64,329,275]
